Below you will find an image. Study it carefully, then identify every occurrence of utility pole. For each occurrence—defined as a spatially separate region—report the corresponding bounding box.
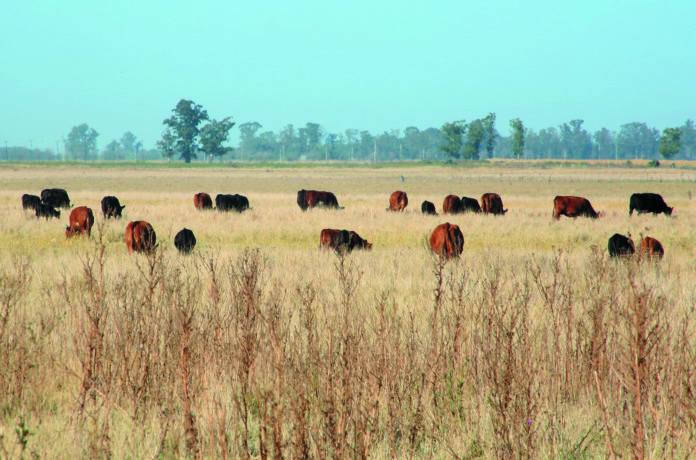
[373,139,377,163]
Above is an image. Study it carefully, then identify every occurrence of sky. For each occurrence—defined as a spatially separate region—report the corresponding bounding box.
[2,0,695,151]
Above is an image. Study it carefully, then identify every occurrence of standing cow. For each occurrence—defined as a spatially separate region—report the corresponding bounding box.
[553,196,599,220]
[215,194,250,212]
[36,203,61,220]
[443,195,464,214]
[194,192,213,210]
[125,221,157,254]
[481,193,507,215]
[461,196,482,213]
[430,222,464,259]
[174,228,197,254]
[101,196,126,219]
[421,201,437,216]
[320,229,372,252]
[629,193,673,216]
[387,191,408,212]
[65,206,95,238]
[297,190,343,211]
[640,236,664,260]
[22,194,42,212]
[40,188,71,209]
[608,233,635,258]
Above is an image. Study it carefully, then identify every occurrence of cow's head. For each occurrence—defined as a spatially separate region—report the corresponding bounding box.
[666,206,673,216]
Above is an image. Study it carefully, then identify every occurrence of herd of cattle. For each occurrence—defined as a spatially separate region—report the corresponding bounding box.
[20,188,672,260]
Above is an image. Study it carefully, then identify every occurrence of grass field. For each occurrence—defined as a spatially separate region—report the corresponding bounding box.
[0,163,695,458]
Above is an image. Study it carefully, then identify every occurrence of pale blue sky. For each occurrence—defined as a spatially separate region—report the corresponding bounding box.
[2,0,694,150]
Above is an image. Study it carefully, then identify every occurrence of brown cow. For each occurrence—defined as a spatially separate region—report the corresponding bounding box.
[320,228,372,252]
[65,206,95,238]
[481,193,507,215]
[553,196,598,220]
[443,195,464,214]
[387,191,408,212]
[194,192,213,210]
[430,222,464,259]
[640,236,664,259]
[297,189,343,211]
[125,221,157,254]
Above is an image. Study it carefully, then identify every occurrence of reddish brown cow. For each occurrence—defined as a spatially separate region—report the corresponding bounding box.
[125,221,157,254]
[481,193,507,215]
[65,206,95,238]
[194,192,213,210]
[320,228,372,252]
[430,222,464,259]
[297,190,342,210]
[640,236,664,259]
[443,195,464,214]
[553,196,598,220]
[388,191,408,212]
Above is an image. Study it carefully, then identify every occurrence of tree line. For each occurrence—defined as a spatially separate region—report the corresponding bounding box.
[3,99,694,162]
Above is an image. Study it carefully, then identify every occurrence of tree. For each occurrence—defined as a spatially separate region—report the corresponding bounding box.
[510,118,525,159]
[593,128,615,160]
[120,131,138,155]
[679,119,695,159]
[162,99,209,163]
[200,117,235,162]
[239,122,262,159]
[66,123,99,161]
[463,119,484,160]
[559,120,592,159]
[616,122,658,159]
[482,112,498,158]
[439,120,467,160]
[658,127,682,159]
[157,129,177,162]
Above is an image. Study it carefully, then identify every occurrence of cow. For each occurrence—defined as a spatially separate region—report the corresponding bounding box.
[640,236,664,260]
[387,191,408,212]
[35,203,61,220]
[174,228,197,254]
[125,221,157,255]
[297,189,343,211]
[22,194,42,212]
[481,193,508,215]
[553,196,599,220]
[40,188,71,209]
[608,233,635,258]
[101,196,126,219]
[629,193,673,217]
[421,200,437,216]
[430,222,464,259]
[215,194,250,212]
[443,195,464,214]
[461,196,482,213]
[320,229,372,252]
[65,206,95,238]
[194,192,213,210]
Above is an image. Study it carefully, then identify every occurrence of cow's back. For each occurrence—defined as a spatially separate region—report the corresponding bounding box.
[443,195,463,214]
[430,222,464,259]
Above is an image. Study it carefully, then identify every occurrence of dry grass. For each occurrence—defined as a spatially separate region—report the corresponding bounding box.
[0,163,695,458]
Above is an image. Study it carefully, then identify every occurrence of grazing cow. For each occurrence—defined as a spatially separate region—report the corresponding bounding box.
[125,221,157,255]
[481,193,507,215]
[430,222,464,259]
[35,203,61,220]
[65,206,95,238]
[22,194,42,212]
[608,233,635,258]
[215,194,250,212]
[629,193,673,216]
[174,228,197,254]
[101,196,126,219]
[194,192,213,210]
[421,200,437,216]
[461,196,482,213]
[640,236,664,259]
[297,189,342,211]
[320,229,372,252]
[40,188,71,208]
[443,195,464,214]
[553,196,599,220]
[388,191,408,212]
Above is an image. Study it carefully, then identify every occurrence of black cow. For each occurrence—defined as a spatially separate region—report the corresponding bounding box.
[174,228,197,254]
[629,193,673,216]
[36,203,61,219]
[421,201,437,216]
[40,188,71,209]
[101,196,126,219]
[22,194,42,212]
[608,233,635,258]
[215,194,250,212]
[461,196,482,213]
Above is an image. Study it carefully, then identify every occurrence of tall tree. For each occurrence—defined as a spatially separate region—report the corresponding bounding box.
[482,112,498,158]
[658,127,682,159]
[200,117,236,162]
[66,123,99,161]
[439,120,467,160]
[510,118,525,159]
[616,122,658,159]
[679,119,695,159]
[162,99,209,163]
[120,131,138,154]
[593,128,615,160]
[559,120,592,159]
[157,129,177,162]
[463,119,484,160]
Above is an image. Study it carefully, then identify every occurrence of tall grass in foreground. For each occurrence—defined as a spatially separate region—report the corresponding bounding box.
[1,236,694,459]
